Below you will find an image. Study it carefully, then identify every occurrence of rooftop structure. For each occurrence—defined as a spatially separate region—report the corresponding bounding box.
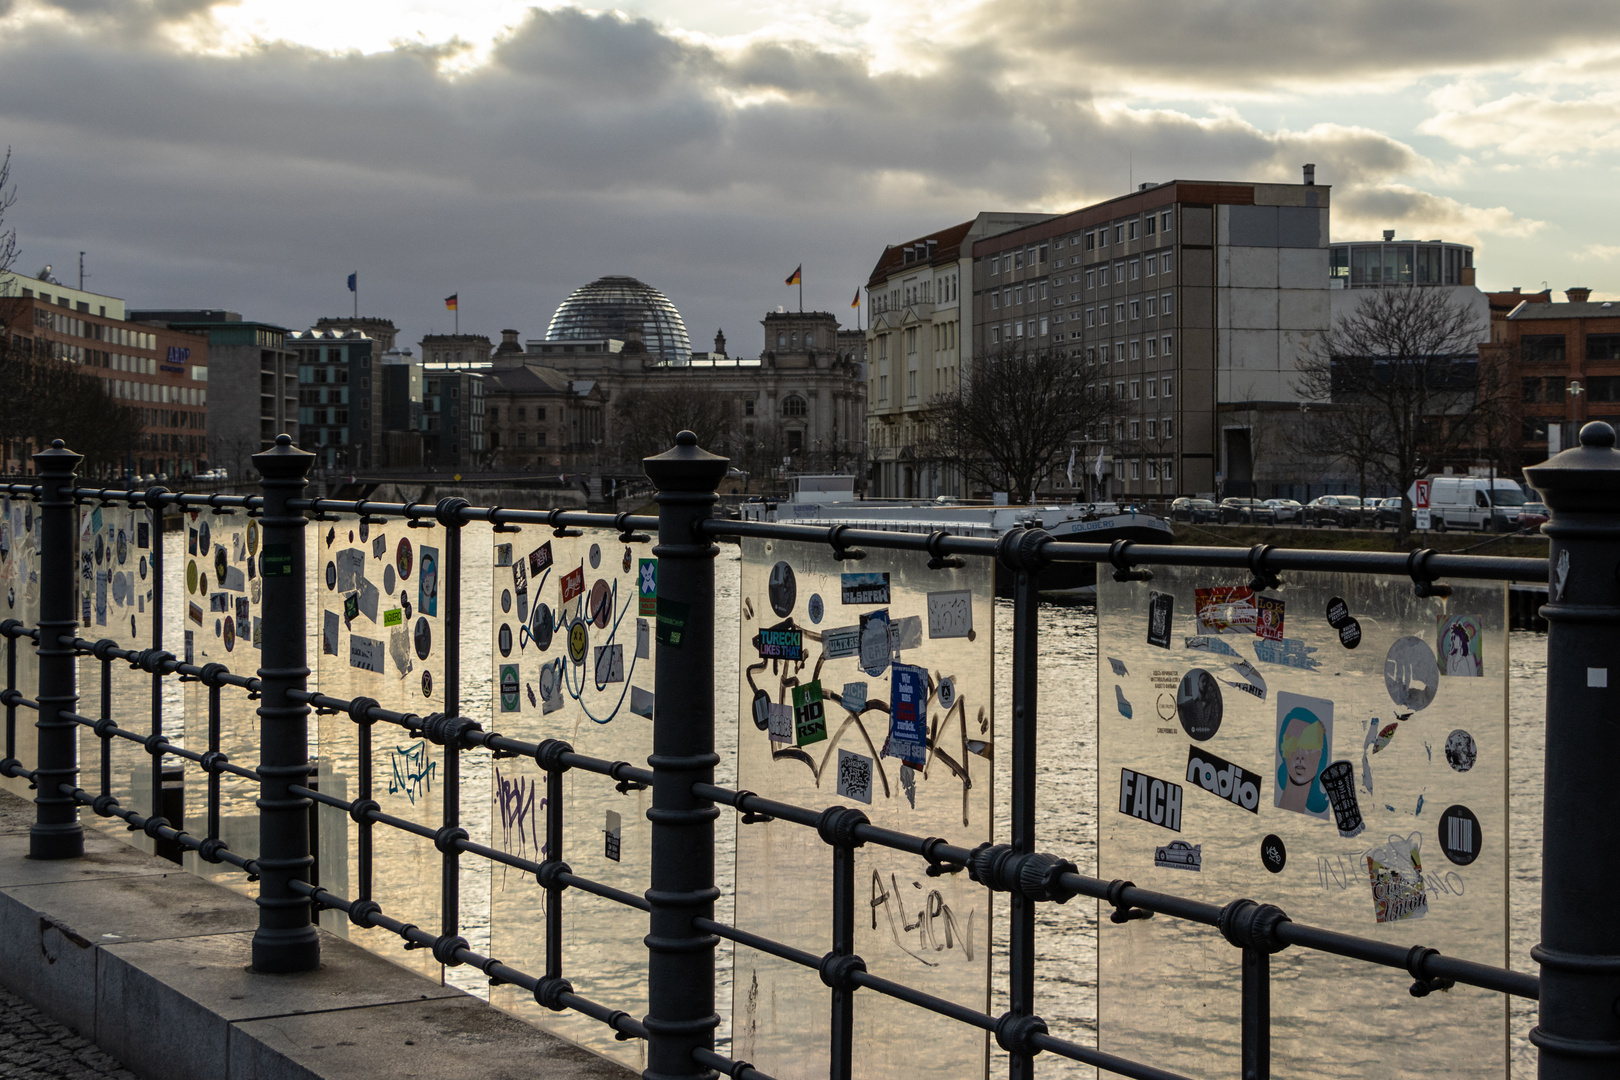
[544,276,692,363]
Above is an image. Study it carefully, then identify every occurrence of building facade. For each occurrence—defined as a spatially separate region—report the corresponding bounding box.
[1494,288,1620,461]
[315,317,398,351]
[287,328,382,470]
[421,368,487,471]
[484,360,606,470]
[2,280,211,476]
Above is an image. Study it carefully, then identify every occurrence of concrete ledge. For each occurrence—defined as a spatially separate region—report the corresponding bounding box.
[0,790,635,1080]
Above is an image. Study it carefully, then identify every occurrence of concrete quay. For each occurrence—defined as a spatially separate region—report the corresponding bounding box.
[0,789,632,1080]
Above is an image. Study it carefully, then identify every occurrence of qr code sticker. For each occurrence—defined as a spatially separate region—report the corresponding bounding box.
[836,748,873,804]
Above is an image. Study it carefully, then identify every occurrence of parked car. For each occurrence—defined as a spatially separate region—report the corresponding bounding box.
[1218,497,1276,525]
[1413,476,1527,532]
[1519,501,1549,532]
[1263,498,1303,523]
[1170,497,1220,523]
[1371,497,1404,529]
[1305,495,1365,527]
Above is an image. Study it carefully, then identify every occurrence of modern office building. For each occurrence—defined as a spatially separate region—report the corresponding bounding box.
[286,328,382,470]
[379,348,425,467]
[315,317,398,351]
[3,280,211,476]
[128,308,297,478]
[421,367,486,471]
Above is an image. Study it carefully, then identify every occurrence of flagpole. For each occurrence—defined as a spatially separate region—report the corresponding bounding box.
[799,271,803,313]
[353,273,358,319]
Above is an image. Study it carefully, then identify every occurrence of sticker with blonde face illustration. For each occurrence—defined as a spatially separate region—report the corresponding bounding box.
[1273,691,1333,822]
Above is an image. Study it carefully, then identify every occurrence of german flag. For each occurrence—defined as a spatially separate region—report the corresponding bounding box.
[785,265,802,286]
[444,294,458,311]
[851,288,860,309]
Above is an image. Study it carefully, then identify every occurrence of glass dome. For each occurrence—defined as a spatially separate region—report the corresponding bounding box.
[545,275,692,363]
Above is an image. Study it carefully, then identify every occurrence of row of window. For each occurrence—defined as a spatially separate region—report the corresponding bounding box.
[1107,418,1176,439]
[1119,458,1175,482]
[106,378,206,406]
[1521,334,1620,364]
[1081,294,1175,327]
[875,272,960,315]
[32,308,159,351]
[1524,375,1620,403]
[1076,251,1174,290]
[984,211,1177,279]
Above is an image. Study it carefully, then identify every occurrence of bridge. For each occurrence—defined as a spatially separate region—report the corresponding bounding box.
[0,427,1613,1080]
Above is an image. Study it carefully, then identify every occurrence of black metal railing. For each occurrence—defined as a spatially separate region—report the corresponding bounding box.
[0,426,1613,1080]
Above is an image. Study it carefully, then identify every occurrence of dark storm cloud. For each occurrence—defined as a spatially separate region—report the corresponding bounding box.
[0,3,1505,354]
[979,0,1620,87]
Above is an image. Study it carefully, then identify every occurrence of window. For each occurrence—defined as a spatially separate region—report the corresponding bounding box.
[1128,220,1139,241]
[1130,260,1140,280]
[990,256,1000,276]
[1115,225,1125,244]
[1086,308,1096,327]
[1028,319,1037,337]
[1115,340,1125,361]
[1099,344,1111,362]
[1115,303,1126,322]
[1130,420,1141,438]
[1015,251,1024,268]
[1085,269,1096,289]
[1130,340,1141,360]
[1162,335,1174,356]
[516,432,527,446]
[1130,379,1141,399]
[1115,381,1126,399]
[1162,458,1174,479]
[782,394,807,417]
[1146,338,1158,358]
[537,407,547,421]
[1147,375,1157,395]
[992,327,1002,344]
[1015,321,1025,338]
[1098,266,1109,287]
[1522,335,1567,364]
[1146,254,1156,275]
[1161,293,1174,315]
[1147,459,1157,480]
[1163,377,1174,397]
[1145,215,1156,236]
[1003,289,1011,306]
[1039,317,1049,336]
[1098,228,1108,248]
[1040,281,1049,300]
[1129,300,1141,320]
[1130,459,1140,479]
[1015,286,1024,305]
[1588,335,1620,360]
[1038,244,1048,262]
[1146,419,1157,438]
[1161,211,1173,231]
[1115,261,1125,281]
[1086,231,1096,250]
[744,399,755,416]
[1099,306,1109,326]
[1146,296,1157,318]
[1163,419,1174,438]
[991,292,1000,310]
[1162,252,1174,273]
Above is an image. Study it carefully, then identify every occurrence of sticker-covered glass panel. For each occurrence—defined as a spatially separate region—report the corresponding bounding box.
[734,538,994,1080]
[0,494,41,802]
[315,514,446,977]
[486,529,656,1071]
[1098,568,1508,1079]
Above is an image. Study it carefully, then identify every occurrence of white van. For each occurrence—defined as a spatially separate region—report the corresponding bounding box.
[1410,476,1528,532]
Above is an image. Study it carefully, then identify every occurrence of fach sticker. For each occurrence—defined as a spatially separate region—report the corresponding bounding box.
[1117,768,1183,832]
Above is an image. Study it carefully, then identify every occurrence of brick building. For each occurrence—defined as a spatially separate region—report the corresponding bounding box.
[1487,287,1620,460]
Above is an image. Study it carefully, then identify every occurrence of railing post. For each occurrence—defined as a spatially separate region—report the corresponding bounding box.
[251,433,319,972]
[31,440,83,859]
[1240,947,1270,1080]
[1524,420,1620,1078]
[641,431,727,1080]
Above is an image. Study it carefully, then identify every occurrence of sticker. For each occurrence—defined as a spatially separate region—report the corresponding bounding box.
[247,520,259,555]
[498,623,513,657]
[886,665,927,764]
[418,546,440,617]
[1260,834,1286,874]
[528,542,553,578]
[349,634,384,673]
[858,609,891,676]
[389,627,414,677]
[588,543,601,570]
[372,535,387,560]
[1320,760,1365,838]
[1553,548,1569,601]
[215,544,227,583]
[637,558,657,616]
[841,681,867,712]
[568,618,589,665]
[530,604,554,652]
[188,600,203,625]
[637,618,650,659]
[1117,768,1183,832]
[1444,729,1477,772]
[1146,591,1173,648]
[323,610,339,655]
[1154,840,1201,871]
[1223,657,1267,700]
[539,660,562,710]
[1183,635,1239,657]
[383,608,403,627]
[808,593,824,624]
[1185,745,1261,813]
[594,643,624,685]
[559,565,585,607]
[138,521,149,549]
[1194,586,1257,635]
[937,676,957,710]
[1115,685,1133,718]
[836,749,874,804]
[501,589,511,614]
[1590,668,1608,688]
[841,571,890,605]
[1369,721,1400,753]
[512,559,529,621]
[1254,596,1284,642]
[187,559,198,594]
[605,810,621,862]
[422,670,433,698]
[926,590,973,639]
[588,578,611,629]
[630,686,655,719]
[1108,657,1129,676]
[656,597,689,649]
[414,616,431,661]
[756,620,805,661]
[357,520,368,544]
[767,700,793,742]
[1384,636,1439,711]
[1253,638,1321,670]
[500,664,520,712]
[1366,834,1428,923]
[1437,615,1483,677]
[622,546,632,574]
[383,564,396,595]
[889,615,923,652]
[1175,668,1223,741]
[189,528,198,556]
[768,561,797,616]
[1274,691,1334,821]
[1438,805,1481,866]
[198,519,210,554]
[822,624,860,659]
[336,549,364,591]
[792,680,827,746]
[325,561,337,590]
[494,543,511,567]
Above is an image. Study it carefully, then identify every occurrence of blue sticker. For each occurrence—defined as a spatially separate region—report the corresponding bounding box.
[808,593,824,624]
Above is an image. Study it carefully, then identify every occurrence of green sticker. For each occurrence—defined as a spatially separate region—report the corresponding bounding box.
[793,680,827,746]
[263,542,294,577]
[656,597,689,649]
[499,664,520,712]
[383,608,403,627]
[638,558,658,616]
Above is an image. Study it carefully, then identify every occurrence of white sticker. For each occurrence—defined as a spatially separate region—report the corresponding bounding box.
[605,810,622,862]
[636,617,650,659]
[1590,667,1608,688]
[938,676,957,710]
[594,643,625,684]
[630,685,655,719]
[927,590,973,638]
[767,701,793,743]
[836,748,874,804]
[822,625,860,659]
[349,635,385,673]
[889,615,923,652]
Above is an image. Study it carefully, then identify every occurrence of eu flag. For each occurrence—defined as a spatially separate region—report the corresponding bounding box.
[347,272,357,292]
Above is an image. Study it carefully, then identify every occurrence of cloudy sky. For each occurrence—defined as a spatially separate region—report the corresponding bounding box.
[2,0,1617,354]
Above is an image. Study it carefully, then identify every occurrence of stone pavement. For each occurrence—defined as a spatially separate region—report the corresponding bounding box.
[0,983,137,1080]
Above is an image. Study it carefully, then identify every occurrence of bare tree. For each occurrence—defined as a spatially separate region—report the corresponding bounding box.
[0,148,17,291]
[608,379,731,466]
[1295,288,1491,540]
[922,346,1115,504]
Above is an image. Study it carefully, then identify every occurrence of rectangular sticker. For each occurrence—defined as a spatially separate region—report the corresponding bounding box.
[822,624,860,659]
[840,681,868,713]
[656,597,689,649]
[767,701,793,743]
[859,609,891,675]
[1255,595,1284,642]
[372,535,387,559]
[605,810,622,862]
[638,558,658,616]
[927,590,974,638]
[418,545,440,617]
[755,621,805,661]
[1147,591,1173,648]
[841,571,891,605]
[886,664,928,765]
[262,542,294,577]
[527,542,554,577]
[499,664,520,712]
[383,608,403,627]
[1195,586,1258,635]
[889,615,923,652]
[323,610,339,656]
[188,601,203,625]
[1274,691,1334,821]
[792,680,827,745]
[1117,767,1183,831]
[594,643,624,684]
[494,543,512,567]
[636,618,650,659]
[349,634,385,674]
[559,565,585,607]
[836,749,874,804]
[1185,745,1262,813]
[336,548,365,591]
[630,685,655,719]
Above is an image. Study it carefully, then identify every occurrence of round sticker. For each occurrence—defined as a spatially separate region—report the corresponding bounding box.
[500,589,512,614]
[539,660,560,702]
[223,617,235,652]
[94,534,104,565]
[1176,668,1223,741]
[138,556,147,581]
[532,604,554,652]
[116,530,128,565]
[589,543,601,569]
[401,593,412,620]
[383,564,396,595]
[751,689,770,731]
[186,559,198,594]
[1260,834,1287,874]
[198,520,211,554]
[422,670,433,698]
[326,526,335,548]
[247,520,259,556]
[1444,729,1477,773]
[1384,636,1439,711]
[568,619,589,665]
[938,676,957,710]
[1155,693,1177,721]
[199,573,208,596]
[397,539,413,580]
[589,579,611,629]
[768,561,796,617]
[808,594,824,624]
[112,574,127,604]
[1325,597,1351,627]
[413,616,431,661]
[325,562,337,590]
[1438,804,1481,866]
[622,546,632,574]
[214,618,221,637]
[214,545,227,583]
[498,624,513,657]
[358,520,369,543]
[1338,618,1363,650]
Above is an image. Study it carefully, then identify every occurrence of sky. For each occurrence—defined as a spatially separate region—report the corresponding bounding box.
[3,0,1619,355]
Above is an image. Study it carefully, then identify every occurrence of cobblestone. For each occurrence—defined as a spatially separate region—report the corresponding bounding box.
[0,984,138,1080]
